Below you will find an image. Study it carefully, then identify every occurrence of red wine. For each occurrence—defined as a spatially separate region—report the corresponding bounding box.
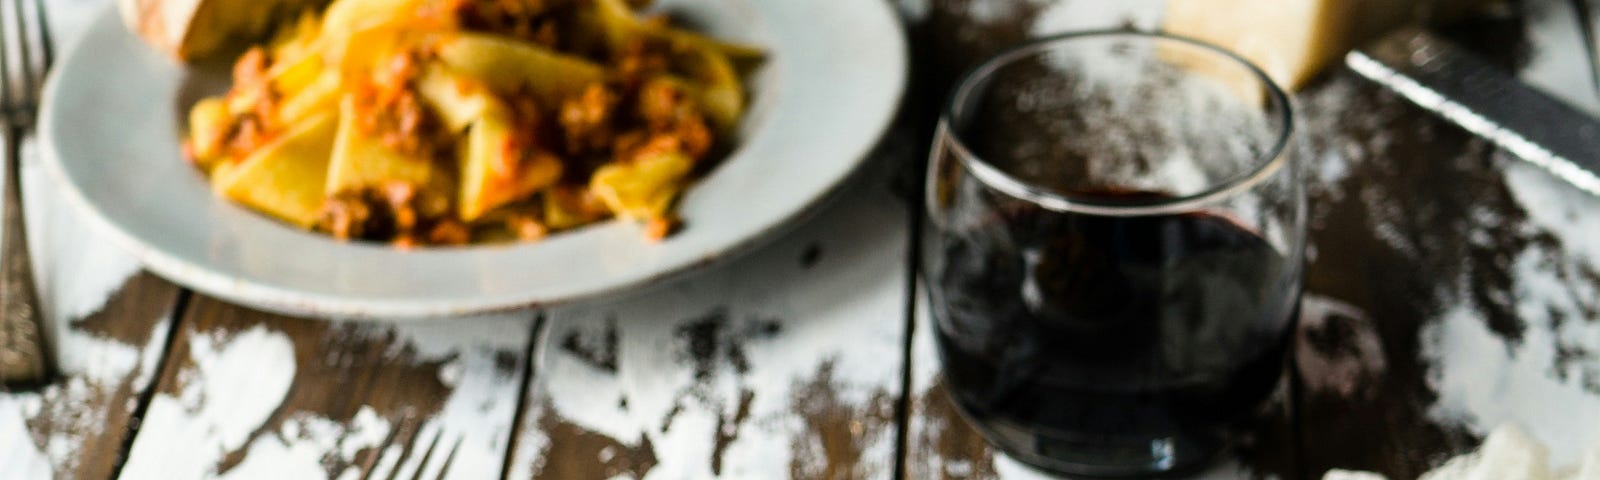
[929,191,1300,475]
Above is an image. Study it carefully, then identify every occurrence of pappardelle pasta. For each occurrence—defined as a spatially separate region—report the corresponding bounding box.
[184,0,759,246]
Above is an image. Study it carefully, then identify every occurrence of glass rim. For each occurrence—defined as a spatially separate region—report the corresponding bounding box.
[938,30,1295,216]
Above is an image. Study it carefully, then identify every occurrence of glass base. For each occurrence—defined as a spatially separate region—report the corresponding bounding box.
[954,404,1225,478]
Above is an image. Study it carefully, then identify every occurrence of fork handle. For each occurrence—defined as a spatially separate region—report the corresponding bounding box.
[0,127,51,385]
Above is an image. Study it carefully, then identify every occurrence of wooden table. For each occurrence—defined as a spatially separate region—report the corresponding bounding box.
[6,0,1600,478]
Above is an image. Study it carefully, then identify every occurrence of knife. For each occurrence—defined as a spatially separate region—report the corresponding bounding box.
[1346,27,1600,196]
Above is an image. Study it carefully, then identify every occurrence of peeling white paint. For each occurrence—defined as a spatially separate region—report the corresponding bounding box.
[0,395,52,480]
[1422,161,1600,469]
[121,326,297,479]
[516,180,908,479]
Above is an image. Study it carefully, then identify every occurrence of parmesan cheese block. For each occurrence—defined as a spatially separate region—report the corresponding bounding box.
[1164,0,1493,90]
[117,0,329,61]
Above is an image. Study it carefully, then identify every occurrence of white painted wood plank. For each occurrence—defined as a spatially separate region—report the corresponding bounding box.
[1383,2,1600,470]
[118,311,533,480]
[0,0,179,475]
[508,167,912,479]
[0,135,168,480]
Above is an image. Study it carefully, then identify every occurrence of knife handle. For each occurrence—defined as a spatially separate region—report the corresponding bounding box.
[1348,26,1600,196]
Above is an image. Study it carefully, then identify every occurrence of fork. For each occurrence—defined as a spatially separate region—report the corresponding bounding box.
[0,0,53,385]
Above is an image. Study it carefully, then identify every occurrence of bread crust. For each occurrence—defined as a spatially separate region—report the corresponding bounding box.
[117,0,328,61]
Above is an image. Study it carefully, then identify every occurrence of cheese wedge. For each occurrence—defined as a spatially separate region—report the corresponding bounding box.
[1164,0,1491,90]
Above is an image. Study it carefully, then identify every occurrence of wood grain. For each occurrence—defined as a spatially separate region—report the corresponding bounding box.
[505,163,913,479]
[1288,68,1496,479]
[0,272,181,479]
[1284,7,1600,477]
[1292,64,1600,480]
[118,296,535,479]
[1,129,185,479]
[899,1,1600,478]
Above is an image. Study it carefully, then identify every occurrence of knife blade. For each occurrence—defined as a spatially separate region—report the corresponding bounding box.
[1347,27,1600,196]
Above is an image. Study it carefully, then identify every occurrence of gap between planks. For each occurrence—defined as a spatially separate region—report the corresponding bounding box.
[114,294,537,479]
[106,288,192,479]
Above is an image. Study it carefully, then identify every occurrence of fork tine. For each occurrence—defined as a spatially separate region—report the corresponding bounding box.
[27,0,48,72]
[0,0,14,116]
[10,0,35,106]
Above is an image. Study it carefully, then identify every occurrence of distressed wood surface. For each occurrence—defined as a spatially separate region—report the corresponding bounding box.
[505,155,915,479]
[15,0,1600,478]
[901,0,1600,479]
[1288,2,1600,477]
[0,270,180,480]
[0,0,187,472]
[117,296,535,479]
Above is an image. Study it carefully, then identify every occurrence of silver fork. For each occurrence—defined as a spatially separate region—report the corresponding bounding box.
[0,0,53,385]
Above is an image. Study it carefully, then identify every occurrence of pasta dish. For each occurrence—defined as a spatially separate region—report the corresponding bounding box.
[183,0,759,246]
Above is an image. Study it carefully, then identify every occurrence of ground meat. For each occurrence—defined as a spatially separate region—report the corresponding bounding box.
[374,53,417,102]
[559,83,617,155]
[630,134,681,161]
[226,114,270,159]
[643,216,677,242]
[604,131,638,161]
[232,47,270,90]
[544,185,611,229]
[616,38,671,85]
[495,92,550,178]
[509,91,543,130]
[674,112,712,159]
[218,46,284,159]
[392,234,419,249]
[504,212,549,241]
[316,191,381,240]
[353,52,433,156]
[381,182,420,231]
[316,182,455,244]
[636,78,683,130]
[531,19,559,47]
[631,79,714,159]
[353,90,428,155]
[456,0,570,47]
[427,219,471,245]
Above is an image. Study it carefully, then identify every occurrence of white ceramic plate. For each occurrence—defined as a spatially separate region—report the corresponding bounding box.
[40,0,906,319]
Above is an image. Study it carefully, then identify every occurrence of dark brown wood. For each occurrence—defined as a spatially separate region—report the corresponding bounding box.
[505,164,913,480]
[118,295,535,479]
[1280,9,1600,477]
[29,2,1600,478]
[1289,67,1554,479]
[895,1,1600,478]
[10,272,182,479]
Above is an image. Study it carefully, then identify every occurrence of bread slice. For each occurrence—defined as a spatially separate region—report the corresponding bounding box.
[117,0,329,62]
